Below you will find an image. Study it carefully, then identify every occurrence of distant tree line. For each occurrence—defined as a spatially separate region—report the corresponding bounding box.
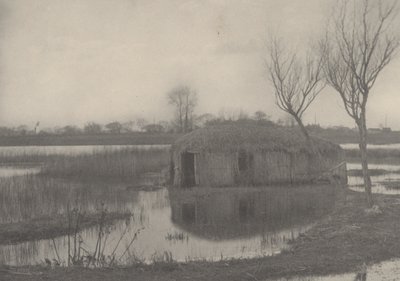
[0,109,298,137]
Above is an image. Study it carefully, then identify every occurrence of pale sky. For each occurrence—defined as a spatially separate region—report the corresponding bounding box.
[0,0,399,129]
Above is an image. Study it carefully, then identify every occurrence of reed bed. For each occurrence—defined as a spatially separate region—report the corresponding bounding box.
[0,133,179,146]
[0,146,170,179]
[40,147,170,180]
[0,175,137,224]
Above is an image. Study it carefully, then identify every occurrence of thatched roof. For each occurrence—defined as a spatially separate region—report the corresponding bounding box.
[172,124,341,154]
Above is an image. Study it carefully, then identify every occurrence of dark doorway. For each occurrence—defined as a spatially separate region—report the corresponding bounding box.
[181,152,196,187]
[238,149,254,172]
[182,203,196,224]
[239,198,255,222]
[237,149,254,184]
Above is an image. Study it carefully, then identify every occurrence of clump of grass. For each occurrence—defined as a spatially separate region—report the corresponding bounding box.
[44,203,143,268]
[151,251,175,265]
[164,232,188,242]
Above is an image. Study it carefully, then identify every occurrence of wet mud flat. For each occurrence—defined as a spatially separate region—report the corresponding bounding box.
[2,188,400,281]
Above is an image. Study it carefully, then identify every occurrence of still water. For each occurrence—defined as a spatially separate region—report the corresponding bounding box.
[0,184,337,265]
[0,166,40,177]
[341,142,400,194]
[341,143,400,150]
[347,162,400,194]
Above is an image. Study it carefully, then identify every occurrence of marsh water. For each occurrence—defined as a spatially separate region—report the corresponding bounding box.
[347,162,400,194]
[341,143,400,150]
[0,186,327,265]
[279,143,400,281]
[0,143,399,271]
[342,142,400,194]
[0,144,339,266]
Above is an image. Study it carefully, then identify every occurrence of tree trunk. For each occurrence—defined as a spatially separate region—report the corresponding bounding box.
[293,115,323,178]
[183,95,189,133]
[178,112,183,133]
[184,110,188,133]
[293,115,310,141]
[358,110,373,207]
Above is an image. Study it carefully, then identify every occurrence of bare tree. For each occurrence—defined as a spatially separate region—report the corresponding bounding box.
[266,38,325,140]
[253,110,269,122]
[83,122,102,134]
[167,85,197,133]
[135,118,148,132]
[105,121,123,134]
[322,0,399,207]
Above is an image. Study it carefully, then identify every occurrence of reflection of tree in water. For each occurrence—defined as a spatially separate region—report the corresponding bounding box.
[169,185,339,240]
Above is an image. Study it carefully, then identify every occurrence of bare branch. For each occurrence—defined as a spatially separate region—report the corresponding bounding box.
[266,38,325,139]
[323,0,399,122]
[167,85,197,133]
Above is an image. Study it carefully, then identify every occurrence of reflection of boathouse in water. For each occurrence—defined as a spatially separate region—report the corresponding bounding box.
[170,124,346,187]
[169,186,337,240]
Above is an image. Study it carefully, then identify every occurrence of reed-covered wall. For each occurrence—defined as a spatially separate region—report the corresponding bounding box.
[172,148,344,187]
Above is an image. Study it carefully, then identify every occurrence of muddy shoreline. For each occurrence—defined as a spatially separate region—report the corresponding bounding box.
[2,188,400,280]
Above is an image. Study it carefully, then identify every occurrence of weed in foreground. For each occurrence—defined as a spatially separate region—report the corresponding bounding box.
[48,203,143,268]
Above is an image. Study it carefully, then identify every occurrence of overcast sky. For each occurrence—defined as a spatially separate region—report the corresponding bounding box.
[0,0,399,129]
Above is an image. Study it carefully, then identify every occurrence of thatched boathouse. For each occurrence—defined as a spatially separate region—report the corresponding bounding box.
[170,124,345,187]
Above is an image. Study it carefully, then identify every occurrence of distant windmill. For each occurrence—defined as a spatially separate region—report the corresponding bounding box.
[34,121,40,134]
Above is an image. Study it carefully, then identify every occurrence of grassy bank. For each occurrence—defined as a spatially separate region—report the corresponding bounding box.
[0,133,180,146]
[2,188,400,280]
[0,212,130,245]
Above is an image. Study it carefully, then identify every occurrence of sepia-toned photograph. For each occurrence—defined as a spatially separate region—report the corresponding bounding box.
[0,0,399,280]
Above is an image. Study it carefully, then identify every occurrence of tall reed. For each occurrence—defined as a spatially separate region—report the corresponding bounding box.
[0,175,136,223]
[40,147,170,180]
